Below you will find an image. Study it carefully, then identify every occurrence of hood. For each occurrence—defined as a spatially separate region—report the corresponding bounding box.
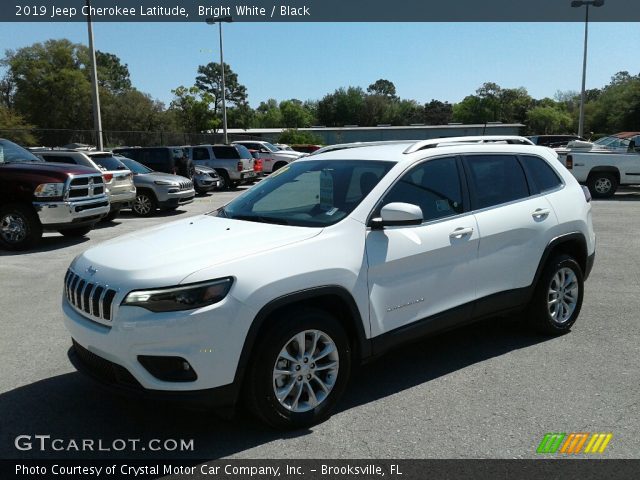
[72,215,322,288]
[0,161,99,183]
[134,171,187,185]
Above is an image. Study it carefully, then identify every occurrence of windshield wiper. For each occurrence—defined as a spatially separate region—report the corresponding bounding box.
[231,214,290,225]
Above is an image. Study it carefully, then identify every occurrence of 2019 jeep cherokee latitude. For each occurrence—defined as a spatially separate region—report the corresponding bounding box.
[62,140,595,428]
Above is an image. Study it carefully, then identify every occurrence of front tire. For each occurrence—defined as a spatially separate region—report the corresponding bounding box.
[587,172,618,198]
[132,191,157,217]
[101,208,120,222]
[0,204,42,251]
[528,254,584,335]
[245,308,351,429]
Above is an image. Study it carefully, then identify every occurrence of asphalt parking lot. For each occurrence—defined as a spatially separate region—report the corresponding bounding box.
[1,186,639,460]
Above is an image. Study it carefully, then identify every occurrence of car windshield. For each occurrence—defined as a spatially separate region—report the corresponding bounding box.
[216,159,393,227]
[594,136,629,148]
[0,139,42,164]
[119,157,152,174]
[263,142,280,153]
[91,154,129,171]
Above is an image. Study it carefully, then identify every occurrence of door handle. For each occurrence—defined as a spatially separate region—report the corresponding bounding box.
[532,208,551,219]
[449,227,474,238]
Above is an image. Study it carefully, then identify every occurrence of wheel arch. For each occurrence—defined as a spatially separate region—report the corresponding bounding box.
[532,232,589,292]
[588,166,620,183]
[233,286,370,391]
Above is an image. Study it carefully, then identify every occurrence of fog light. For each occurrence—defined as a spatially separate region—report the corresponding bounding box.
[138,355,197,382]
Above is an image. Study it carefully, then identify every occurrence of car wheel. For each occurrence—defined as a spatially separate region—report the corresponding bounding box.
[59,226,92,237]
[132,191,157,217]
[272,162,287,172]
[245,308,351,429]
[587,173,617,199]
[101,208,121,222]
[528,254,584,335]
[195,187,209,195]
[0,204,42,251]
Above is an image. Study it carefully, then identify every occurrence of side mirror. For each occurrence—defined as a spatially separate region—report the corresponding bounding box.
[370,202,423,230]
[260,148,269,153]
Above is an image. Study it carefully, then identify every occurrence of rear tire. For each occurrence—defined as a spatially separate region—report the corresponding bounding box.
[0,204,42,251]
[101,208,120,222]
[244,308,351,429]
[272,162,287,172]
[527,254,584,335]
[587,172,617,199]
[59,226,92,237]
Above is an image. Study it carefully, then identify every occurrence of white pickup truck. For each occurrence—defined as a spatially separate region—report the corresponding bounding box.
[559,133,640,198]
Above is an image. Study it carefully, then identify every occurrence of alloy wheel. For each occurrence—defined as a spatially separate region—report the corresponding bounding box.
[547,267,579,324]
[594,178,612,194]
[134,195,152,215]
[272,329,339,413]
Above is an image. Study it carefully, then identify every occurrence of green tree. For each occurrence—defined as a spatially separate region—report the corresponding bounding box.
[423,100,453,125]
[95,51,132,93]
[278,128,323,145]
[526,106,573,134]
[279,99,314,128]
[367,79,397,99]
[318,87,365,127]
[194,62,248,127]
[3,39,93,130]
[0,104,37,144]
[254,98,282,127]
[169,86,218,133]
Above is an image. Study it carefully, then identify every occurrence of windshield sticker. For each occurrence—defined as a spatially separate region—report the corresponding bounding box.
[325,207,338,216]
[320,169,334,210]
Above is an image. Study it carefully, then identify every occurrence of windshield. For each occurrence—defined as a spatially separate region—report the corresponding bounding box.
[594,136,630,149]
[217,159,393,227]
[263,142,280,153]
[119,157,153,174]
[0,139,42,164]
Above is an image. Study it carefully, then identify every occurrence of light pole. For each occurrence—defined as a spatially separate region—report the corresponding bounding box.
[86,0,103,150]
[571,0,604,138]
[206,16,233,144]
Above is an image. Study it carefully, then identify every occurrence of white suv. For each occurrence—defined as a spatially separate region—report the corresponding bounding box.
[62,140,595,428]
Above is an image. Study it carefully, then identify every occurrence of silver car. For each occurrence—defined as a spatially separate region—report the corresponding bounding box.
[193,165,222,194]
[117,157,195,217]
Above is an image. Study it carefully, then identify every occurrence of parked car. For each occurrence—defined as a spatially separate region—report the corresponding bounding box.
[37,150,135,222]
[274,143,294,151]
[193,165,222,194]
[63,138,595,428]
[112,147,195,179]
[116,157,196,216]
[0,139,109,250]
[528,135,585,148]
[185,144,255,190]
[291,144,323,154]
[563,146,640,198]
[231,140,303,173]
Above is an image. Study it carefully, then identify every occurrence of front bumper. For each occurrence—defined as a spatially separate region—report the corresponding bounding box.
[34,197,110,229]
[157,188,196,209]
[62,291,250,400]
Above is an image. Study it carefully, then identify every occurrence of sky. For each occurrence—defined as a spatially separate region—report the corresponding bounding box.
[0,22,638,108]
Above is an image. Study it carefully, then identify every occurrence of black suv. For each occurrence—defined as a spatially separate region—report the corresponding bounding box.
[112,147,194,179]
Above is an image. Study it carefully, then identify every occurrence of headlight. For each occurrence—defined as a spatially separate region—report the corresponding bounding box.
[154,180,178,186]
[122,277,233,312]
[34,183,65,198]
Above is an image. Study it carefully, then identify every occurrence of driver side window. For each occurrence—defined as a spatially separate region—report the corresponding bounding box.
[381,157,463,222]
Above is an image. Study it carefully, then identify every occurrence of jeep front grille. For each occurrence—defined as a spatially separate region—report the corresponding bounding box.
[179,180,193,191]
[64,269,117,322]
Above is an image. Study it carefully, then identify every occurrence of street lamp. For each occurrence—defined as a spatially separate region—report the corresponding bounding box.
[571,0,605,138]
[206,16,233,144]
[86,0,103,150]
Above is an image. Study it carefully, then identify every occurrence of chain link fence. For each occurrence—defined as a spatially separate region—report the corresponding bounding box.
[0,128,261,149]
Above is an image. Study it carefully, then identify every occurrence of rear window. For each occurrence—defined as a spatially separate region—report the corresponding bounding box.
[234,145,253,159]
[466,155,530,209]
[91,155,128,171]
[212,146,241,159]
[42,155,76,165]
[520,155,563,193]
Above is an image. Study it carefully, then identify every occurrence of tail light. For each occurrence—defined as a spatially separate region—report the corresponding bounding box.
[582,185,592,203]
[566,155,573,169]
[102,173,113,182]
[237,161,243,172]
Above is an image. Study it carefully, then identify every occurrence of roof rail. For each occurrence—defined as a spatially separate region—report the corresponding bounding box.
[403,135,534,154]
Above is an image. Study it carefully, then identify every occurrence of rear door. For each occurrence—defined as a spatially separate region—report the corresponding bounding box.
[463,154,558,307]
